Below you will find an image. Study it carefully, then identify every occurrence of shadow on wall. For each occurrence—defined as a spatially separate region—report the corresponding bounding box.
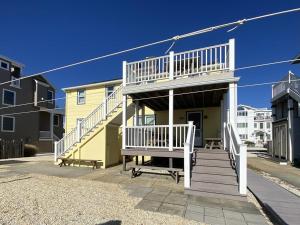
[97,220,122,225]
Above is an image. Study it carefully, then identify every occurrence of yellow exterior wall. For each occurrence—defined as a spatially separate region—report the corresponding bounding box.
[156,107,221,139]
[65,82,122,133]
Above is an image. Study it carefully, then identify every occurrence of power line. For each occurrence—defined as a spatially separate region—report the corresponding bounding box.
[0,8,298,87]
[1,56,299,111]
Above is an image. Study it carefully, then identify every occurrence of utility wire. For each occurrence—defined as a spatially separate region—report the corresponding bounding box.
[0,8,298,87]
[1,57,299,111]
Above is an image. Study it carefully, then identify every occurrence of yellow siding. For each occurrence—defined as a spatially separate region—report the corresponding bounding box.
[65,83,121,133]
[156,107,221,139]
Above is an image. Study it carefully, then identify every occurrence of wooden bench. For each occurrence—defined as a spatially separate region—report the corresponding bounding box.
[58,158,101,169]
[130,165,183,183]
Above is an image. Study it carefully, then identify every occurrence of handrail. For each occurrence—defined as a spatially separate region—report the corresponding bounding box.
[225,122,247,195]
[55,85,123,159]
[184,121,195,188]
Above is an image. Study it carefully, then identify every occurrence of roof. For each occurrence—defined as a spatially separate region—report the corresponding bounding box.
[292,54,300,64]
[62,77,122,92]
[237,104,270,111]
[0,55,25,68]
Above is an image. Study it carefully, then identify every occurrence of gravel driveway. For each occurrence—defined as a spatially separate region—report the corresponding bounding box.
[0,174,198,225]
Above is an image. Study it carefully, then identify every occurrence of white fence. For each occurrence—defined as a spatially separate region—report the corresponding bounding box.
[55,85,123,160]
[125,41,231,85]
[125,124,191,149]
[225,122,247,195]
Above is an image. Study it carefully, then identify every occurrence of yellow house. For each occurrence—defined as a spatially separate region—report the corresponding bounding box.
[56,39,248,201]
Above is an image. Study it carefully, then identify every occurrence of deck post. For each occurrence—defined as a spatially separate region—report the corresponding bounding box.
[169,51,174,166]
[122,61,127,171]
[134,100,139,146]
[229,39,235,71]
[288,98,294,162]
[223,93,228,150]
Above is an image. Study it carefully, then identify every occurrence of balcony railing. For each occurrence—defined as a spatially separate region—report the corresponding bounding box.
[125,124,195,149]
[273,72,300,98]
[124,40,234,86]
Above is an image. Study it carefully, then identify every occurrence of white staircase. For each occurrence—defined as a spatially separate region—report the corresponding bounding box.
[54,85,123,160]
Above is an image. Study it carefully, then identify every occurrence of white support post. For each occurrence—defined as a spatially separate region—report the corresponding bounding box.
[103,98,107,120]
[76,119,81,142]
[229,39,235,71]
[54,141,58,162]
[169,51,174,80]
[229,83,237,126]
[239,144,247,195]
[288,98,294,162]
[223,92,228,150]
[184,121,194,189]
[122,61,127,150]
[141,105,145,126]
[134,100,139,146]
[50,112,54,140]
[169,89,174,151]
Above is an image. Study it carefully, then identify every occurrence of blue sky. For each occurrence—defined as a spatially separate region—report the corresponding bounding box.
[1,0,299,108]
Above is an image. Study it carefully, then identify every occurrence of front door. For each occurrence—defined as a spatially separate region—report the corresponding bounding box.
[187,111,203,147]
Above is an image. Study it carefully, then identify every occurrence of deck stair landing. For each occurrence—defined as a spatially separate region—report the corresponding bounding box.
[185,149,247,201]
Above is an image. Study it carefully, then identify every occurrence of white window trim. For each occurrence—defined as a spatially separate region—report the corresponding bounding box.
[10,76,21,88]
[54,115,59,127]
[106,86,115,97]
[2,89,16,106]
[1,116,15,132]
[77,90,86,105]
[47,90,54,104]
[0,60,9,71]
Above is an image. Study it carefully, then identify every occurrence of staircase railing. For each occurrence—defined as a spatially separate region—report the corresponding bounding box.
[184,121,196,189]
[225,122,247,195]
[54,85,123,161]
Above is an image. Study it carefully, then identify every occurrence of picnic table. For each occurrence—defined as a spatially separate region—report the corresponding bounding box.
[204,138,222,150]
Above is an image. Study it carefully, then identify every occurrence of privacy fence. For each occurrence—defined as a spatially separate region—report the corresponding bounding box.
[0,139,24,159]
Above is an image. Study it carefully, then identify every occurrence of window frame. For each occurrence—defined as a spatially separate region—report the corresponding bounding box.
[53,114,59,127]
[2,89,16,106]
[106,86,115,97]
[0,60,9,71]
[47,90,54,104]
[77,89,86,105]
[1,116,15,132]
[10,76,21,88]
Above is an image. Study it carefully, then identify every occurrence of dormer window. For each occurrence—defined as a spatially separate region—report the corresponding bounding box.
[0,60,9,71]
[10,76,20,88]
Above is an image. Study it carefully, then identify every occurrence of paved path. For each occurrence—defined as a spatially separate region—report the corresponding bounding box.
[248,157,300,188]
[248,169,300,225]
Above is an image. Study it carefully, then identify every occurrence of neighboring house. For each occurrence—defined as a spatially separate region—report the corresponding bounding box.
[56,39,248,200]
[0,55,64,152]
[236,105,272,146]
[271,71,300,164]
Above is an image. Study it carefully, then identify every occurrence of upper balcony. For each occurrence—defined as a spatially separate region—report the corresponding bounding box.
[123,39,235,94]
[272,72,300,100]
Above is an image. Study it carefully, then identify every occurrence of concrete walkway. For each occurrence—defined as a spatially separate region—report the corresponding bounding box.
[248,169,300,225]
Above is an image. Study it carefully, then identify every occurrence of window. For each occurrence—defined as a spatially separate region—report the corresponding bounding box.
[2,89,16,105]
[77,90,85,104]
[10,76,20,88]
[106,86,114,97]
[1,116,15,132]
[239,134,248,139]
[0,60,9,70]
[237,111,247,116]
[260,123,263,129]
[47,90,54,104]
[267,122,270,129]
[237,123,248,128]
[54,115,59,126]
[134,114,156,125]
[254,123,257,128]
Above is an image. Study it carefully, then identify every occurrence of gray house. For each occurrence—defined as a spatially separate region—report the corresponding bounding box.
[271,71,300,164]
[0,55,64,152]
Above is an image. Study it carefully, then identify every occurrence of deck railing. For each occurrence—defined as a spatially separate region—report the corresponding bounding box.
[55,85,123,161]
[125,124,192,149]
[225,122,247,195]
[125,40,233,85]
[273,72,300,98]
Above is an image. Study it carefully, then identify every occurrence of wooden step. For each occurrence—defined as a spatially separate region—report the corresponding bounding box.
[195,153,230,161]
[194,159,232,168]
[191,173,238,185]
[192,165,237,176]
[185,189,247,202]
